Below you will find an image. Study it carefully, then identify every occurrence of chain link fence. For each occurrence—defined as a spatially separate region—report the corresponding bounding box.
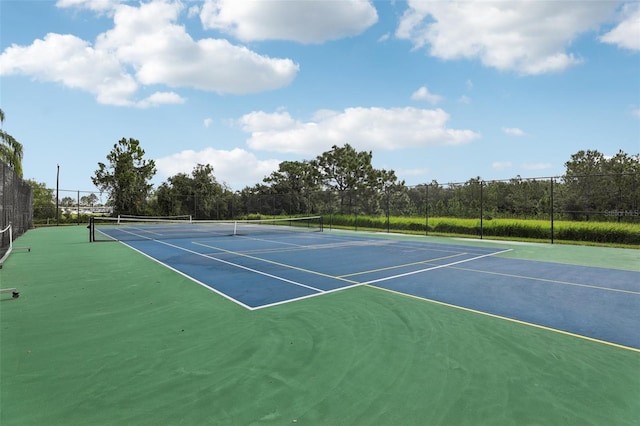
[1,160,33,254]
[40,172,639,244]
[158,174,637,216]
[151,173,638,244]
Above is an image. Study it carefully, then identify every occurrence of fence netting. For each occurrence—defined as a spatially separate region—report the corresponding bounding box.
[37,172,639,244]
[151,173,639,223]
[1,160,33,256]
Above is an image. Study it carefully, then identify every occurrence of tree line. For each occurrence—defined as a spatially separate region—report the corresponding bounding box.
[3,104,635,224]
[0,108,24,177]
[27,137,640,224]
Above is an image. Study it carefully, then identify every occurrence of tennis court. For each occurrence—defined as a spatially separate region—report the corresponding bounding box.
[1,223,639,425]
[93,216,639,349]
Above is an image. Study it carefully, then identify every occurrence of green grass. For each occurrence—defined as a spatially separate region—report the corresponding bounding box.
[325,214,640,246]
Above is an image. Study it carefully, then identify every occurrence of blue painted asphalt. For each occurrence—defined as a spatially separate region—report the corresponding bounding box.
[373,257,639,349]
[107,230,639,349]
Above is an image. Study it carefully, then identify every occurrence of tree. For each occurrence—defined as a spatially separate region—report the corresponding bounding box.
[315,144,373,192]
[562,150,605,219]
[313,144,375,214]
[190,163,230,219]
[237,183,271,216]
[27,179,56,220]
[562,149,640,220]
[310,144,406,215]
[263,160,320,214]
[92,138,156,216]
[0,108,24,177]
[155,164,230,219]
[361,167,405,215]
[80,193,99,206]
[604,151,640,219]
[61,196,75,207]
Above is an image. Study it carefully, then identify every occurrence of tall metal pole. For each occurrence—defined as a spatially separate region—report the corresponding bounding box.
[425,184,429,236]
[480,180,484,240]
[56,164,60,226]
[386,187,390,233]
[550,177,554,244]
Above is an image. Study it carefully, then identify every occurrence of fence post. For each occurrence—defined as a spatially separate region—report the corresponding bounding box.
[425,184,429,236]
[56,164,60,226]
[386,187,390,233]
[550,177,554,244]
[354,191,358,231]
[480,180,484,240]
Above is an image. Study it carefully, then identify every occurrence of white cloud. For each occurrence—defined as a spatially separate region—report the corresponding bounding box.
[136,92,186,108]
[203,118,213,128]
[522,162,553,171]
[187,5,200,19]
[459,95,471,105]
[56,0,121,13]
[96,1,299,94]
[632,108,640,118]
[492,161,512,170]
[199,0,378,43]
[396,1,619,74]
[502,127,526,137]
[0,33,139,106]
[239,107,480,155]
[155,148,281,190]
[0,1,299,106]
[600,3,640,51]
[411,86,443,104]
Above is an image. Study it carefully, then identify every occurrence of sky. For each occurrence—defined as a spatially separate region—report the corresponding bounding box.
[1,0,639,196]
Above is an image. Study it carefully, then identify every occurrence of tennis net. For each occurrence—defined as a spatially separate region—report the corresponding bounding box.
[0,224,13,267]
[89,215,323,242]
[0,224,30,268]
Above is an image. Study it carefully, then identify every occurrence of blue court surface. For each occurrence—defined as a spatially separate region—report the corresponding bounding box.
[100,227,640,350]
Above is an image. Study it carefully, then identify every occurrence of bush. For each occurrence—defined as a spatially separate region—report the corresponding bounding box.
[325,214,640,245]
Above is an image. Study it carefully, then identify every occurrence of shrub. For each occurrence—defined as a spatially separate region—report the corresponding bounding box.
[324,214,640,245]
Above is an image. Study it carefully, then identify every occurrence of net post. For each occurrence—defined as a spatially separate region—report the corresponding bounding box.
[88,216,94,242]
[0,224,13,268]
[233,221,238,236]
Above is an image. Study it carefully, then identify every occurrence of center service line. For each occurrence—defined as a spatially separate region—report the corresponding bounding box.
[361,249,512,286]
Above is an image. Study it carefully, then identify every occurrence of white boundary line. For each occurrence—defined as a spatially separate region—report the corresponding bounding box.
[151,238,325,292]
[360,249,512,286]
[192,241,359,285]
[105,227,510,310]
[251,250,512,310]
[111,231,328,310]
[369,286,640,353]
[118,241,254,309]
[450,264,640,296]
[102,232,639,351]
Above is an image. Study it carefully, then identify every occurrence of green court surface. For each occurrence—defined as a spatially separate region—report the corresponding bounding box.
[1,226,639,425]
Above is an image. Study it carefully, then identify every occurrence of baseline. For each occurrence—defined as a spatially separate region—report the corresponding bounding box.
[368,256,640,350]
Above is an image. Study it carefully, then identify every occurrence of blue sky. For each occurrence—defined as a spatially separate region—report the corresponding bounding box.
[1,0,639,194]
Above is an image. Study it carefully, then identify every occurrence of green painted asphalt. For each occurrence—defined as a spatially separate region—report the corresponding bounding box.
[1,226,638,425]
